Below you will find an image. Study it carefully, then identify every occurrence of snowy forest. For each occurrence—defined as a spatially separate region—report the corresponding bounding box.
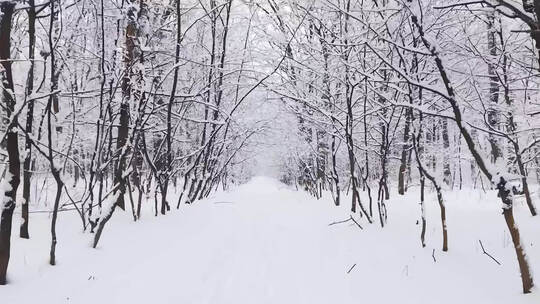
[1,0,540,303]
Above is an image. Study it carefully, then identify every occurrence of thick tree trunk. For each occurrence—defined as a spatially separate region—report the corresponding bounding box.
[498,179,534,293]
[502,207,533,293]
[115,0,140,211]
[93,0,148,248]
[0,1,21,285]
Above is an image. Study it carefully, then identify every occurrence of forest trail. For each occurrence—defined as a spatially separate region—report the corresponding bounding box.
[3,177,540,304]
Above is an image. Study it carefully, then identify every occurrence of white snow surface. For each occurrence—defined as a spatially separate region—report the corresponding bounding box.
[2,176,540,303]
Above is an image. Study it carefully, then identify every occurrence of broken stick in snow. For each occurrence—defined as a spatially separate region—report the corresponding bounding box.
[329,218,352,226]
[479,240,501,265]
[349,215,363,230]
[328,215,363,230]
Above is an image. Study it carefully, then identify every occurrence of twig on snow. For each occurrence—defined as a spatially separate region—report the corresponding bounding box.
[349,215,363,230]
[479,240,502,265]
[329,218,352,226]
[328,215,363,230]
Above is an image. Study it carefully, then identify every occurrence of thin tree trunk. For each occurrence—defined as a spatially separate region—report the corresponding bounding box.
[441,118,452,186]
[398,109,411,195]
[486,11,502,164]
[413,133,448,251]
[47,0,64,266]
[420,175,426,247]
[162,0,182,215]
[513,143,537,216]
[21,0,37,239]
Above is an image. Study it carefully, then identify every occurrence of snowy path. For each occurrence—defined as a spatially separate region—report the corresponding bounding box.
[3,177,540,303]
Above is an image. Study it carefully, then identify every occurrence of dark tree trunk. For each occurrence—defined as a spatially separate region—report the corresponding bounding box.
[48,169,63,265]
[502,207,534,293]
[513,144,537,216]
[93,0,148,248]
[441,119,452,186]
[115,0,140,211]
[486,12,502,164]
[398,109,411,195]
[498,177,534,293]
[413,133,448,252]
[419,175,426,247]
[436,190,448,252]
[0,1,21,285]
[21,0,37,240]
[47,0,64,266]
[162,0,182,215]
[331,132,340,206]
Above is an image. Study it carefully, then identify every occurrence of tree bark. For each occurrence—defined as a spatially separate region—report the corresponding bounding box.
[0,1,21,285]
[47,0,64,266]
[20,0,37,240]
[499,181,534,294]
[486,11,502,164]
[398,109,411,195]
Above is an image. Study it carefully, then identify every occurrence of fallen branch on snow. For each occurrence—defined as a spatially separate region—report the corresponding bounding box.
[328,215,363,230]
[349,215,363,230]
[328,218,352,226]
[479,240,501,265]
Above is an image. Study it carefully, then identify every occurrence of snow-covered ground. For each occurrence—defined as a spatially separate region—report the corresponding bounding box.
[2,176,540,303]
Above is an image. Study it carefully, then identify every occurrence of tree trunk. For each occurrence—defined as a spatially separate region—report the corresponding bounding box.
[0,1,21,285]
[20,0,37,240]
[441,119,452,186]
[162,0,182,215]
[115,0,140,211]
[413,131,448,251]
[47,0,64,266]
[436,189,448,252]
[398,109,411,195]
[499,180,534,293]
[419,175,426,247]
[486,11,502,164]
